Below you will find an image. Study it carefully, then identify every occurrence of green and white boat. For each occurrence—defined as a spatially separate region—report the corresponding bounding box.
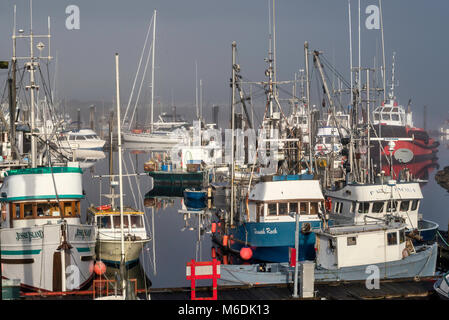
[0,164,96,292]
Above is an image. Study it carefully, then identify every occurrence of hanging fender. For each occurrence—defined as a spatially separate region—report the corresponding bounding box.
[325,197,332,212]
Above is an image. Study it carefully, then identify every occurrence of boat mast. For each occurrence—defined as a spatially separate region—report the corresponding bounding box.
[115,53,126,299]
[150,10,156,132]
[230,41,237,227]
[304,42,313,171]
[29,0,37,167]
[379,0,387,102]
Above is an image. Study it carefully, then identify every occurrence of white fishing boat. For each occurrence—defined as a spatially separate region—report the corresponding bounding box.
[0,163,96,292]
[218,219,437,286]
[0,3,96,293]
[87,205,150,267]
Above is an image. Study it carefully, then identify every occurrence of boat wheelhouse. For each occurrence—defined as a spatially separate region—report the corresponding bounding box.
[87,205,151,267]
[325,180,438,242]
[0,163,96,292]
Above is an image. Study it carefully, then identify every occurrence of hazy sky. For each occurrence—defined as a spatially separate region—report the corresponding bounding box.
[1,0,449,128]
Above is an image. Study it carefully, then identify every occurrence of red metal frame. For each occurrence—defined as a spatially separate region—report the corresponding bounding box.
[186,259,221,300]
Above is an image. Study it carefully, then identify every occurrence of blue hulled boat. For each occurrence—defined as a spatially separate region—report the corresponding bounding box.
[213,174,325,263]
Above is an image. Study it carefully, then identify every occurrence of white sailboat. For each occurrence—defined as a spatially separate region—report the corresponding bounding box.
[121,10,188,145]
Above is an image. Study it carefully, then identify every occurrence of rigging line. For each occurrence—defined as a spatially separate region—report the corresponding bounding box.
[127,152,146,213]
[122,15,155,125]
[320,54,351,88]
[128,41,154,131]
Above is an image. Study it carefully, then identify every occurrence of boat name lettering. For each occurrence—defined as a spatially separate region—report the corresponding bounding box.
[369,186,416,196]
[16,230,44,241]
[253,227,278,235]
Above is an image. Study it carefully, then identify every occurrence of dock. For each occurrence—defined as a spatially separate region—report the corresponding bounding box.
[148,278,438,300]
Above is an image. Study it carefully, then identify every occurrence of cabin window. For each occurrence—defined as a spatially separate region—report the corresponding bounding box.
[347,236,357,246]
[98,216,112,229]
[69,136,76,140]
[14,204,20,218]
[387,232,398,246]
[300,202,309,215]
[358,202,370,214]
[268,203,277,216]
[334,202,342,214]
[382,114,391,121]
[76,136,86,140]
[411,200,419,211]
[399,229,405,244]
[130,215,143,228]
[400,200,410,212]
[289,202,298,214]
[24,204,34,218]
[113,216,129,229]
[310,202,318,215]
[391,114,400,121]
[374,113,380,121]
[278,202,288,215]
[386,201,398,213]
[256,204,264,220]
[372,202,384,213]
[37,203,57,217]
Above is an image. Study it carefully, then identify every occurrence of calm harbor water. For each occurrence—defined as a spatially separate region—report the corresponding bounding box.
[80,139,449,289]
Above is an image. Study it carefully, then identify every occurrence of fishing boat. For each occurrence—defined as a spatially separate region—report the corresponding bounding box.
[217,219,437,286]
[370,53,439,178]
[433,271,449,300]
[0,163,96,292]
[0,3,96,293]
[87,205,150,267]
[213,174,325,263]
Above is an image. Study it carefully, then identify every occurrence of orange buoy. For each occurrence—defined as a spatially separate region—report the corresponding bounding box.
[222,235,229,247]
[211,247,216,259]
[211,223,217,233]
[94,261,106,276]
[223,255,228,265]
[240,247,253,260]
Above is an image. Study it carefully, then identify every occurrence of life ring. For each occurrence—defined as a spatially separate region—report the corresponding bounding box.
[301,222,312,234]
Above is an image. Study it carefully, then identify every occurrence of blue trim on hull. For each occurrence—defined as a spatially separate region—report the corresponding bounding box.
[228,220,322,263]
[101,258,139,268]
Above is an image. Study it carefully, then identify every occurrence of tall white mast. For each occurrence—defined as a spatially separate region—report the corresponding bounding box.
[150,10,156,132]
[29,0,37,167]
[348,0,353,105]
[379,0,387,102]
[115,53,126,298]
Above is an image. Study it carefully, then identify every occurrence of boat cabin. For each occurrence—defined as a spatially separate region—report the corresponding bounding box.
[246,177,325,223]
[372,99,413,127]
[315,222,409,270]
[0,165,84,228]
[325,182,422,230]
[87,206,147,239]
